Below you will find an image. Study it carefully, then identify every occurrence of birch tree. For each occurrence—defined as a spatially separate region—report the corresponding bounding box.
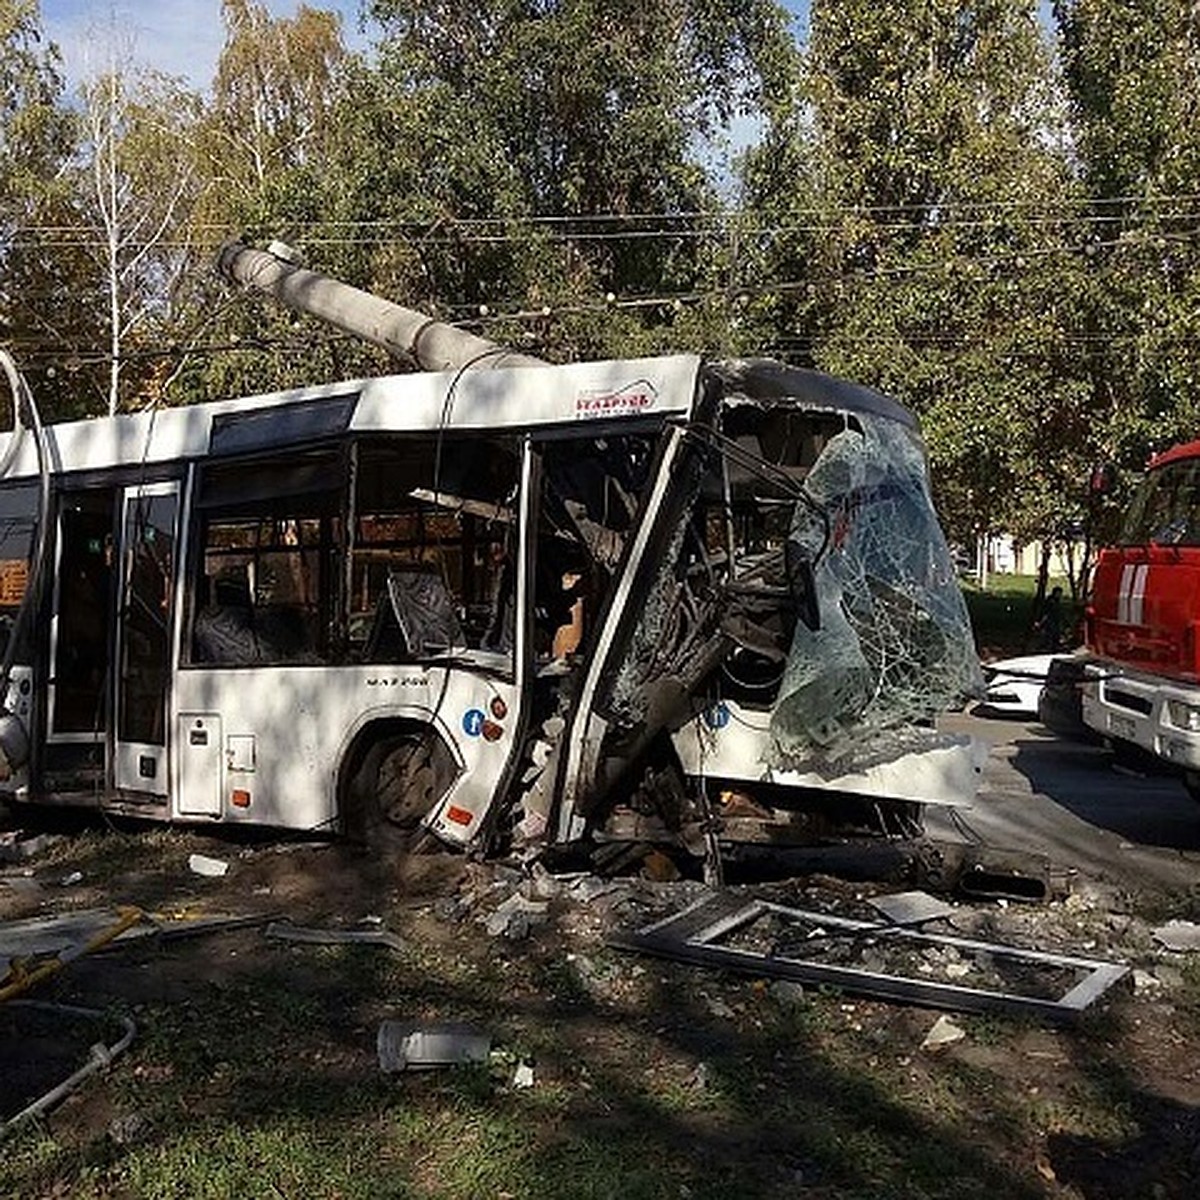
[78,65,202,413]
[203,0,348,222]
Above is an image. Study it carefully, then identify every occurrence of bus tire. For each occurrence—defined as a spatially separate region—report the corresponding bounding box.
[345,727,453,849]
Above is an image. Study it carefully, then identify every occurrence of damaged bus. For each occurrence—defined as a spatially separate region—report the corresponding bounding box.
[0,255,982,866]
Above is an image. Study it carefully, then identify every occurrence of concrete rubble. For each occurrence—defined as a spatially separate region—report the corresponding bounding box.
[921,1015,966,1050]
[1151,919,1200,952]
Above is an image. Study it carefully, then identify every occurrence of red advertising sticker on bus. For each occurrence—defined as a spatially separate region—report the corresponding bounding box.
[575,380,658,418]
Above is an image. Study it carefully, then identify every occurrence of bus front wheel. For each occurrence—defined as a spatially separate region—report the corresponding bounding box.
[347,728,454,848]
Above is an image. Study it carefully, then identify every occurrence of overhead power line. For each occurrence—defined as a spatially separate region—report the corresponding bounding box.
[9,192,1200,247]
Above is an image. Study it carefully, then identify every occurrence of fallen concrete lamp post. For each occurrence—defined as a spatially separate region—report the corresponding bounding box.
[609,890,1129,1022]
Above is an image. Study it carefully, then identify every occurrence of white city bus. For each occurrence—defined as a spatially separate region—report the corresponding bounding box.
[0,354,982,858]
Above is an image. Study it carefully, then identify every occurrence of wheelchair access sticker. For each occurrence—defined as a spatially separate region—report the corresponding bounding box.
[462,709,486,737]
[704,702,731,730]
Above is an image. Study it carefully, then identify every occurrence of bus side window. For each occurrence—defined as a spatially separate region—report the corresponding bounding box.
[352,436,518,664]
[190,452,340,666]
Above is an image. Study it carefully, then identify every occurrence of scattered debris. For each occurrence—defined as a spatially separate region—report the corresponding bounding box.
[265,921,405,953]
[703,993,736,1020]
[150,912,279,942]
[769,980,806,1009]
[1132,968,1164,994]
[377,1021,491,1072]
[0,907,144,1002]
[188,853,230,878]
[926,843,1053,904]
[640,849,681,883]
[609,888,1129,1021]
[58,871,83,887]
[483,892,550,940]
[1152,964,1185,991]
[0,831,61,864]
[512,1061,535,1089]
[567,875,629,905]
[0,909,140,962]
[107,1110,153,1147]
[921,1015,966,1050]
[1151,920,1200,952]
[868,890,956,926]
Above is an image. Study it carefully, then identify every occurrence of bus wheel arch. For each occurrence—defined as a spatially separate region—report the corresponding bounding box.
[339,719,459,846]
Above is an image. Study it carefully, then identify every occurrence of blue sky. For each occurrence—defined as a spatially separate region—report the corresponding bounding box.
[40,1,373,88]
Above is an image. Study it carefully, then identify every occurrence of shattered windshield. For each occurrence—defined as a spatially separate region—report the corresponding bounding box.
[605,385,981,771]
[769,413,981,767]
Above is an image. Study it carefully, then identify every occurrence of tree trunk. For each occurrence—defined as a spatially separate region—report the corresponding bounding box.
[1028,541,1051,648]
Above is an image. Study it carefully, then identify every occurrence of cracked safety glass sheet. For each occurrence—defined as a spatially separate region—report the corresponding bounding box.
[770,414,981,771]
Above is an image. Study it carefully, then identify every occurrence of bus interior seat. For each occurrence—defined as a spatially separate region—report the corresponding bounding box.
[365,568,465,661]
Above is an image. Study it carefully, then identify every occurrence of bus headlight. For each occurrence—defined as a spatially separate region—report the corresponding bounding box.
[1165,700,1200,733]
[0,710,30,777]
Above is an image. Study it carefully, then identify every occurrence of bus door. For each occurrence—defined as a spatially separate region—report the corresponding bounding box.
[113,482,179,796]
[48,491,118,772]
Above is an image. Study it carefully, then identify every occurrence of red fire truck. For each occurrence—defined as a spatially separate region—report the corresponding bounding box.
[1082,440,1200,799]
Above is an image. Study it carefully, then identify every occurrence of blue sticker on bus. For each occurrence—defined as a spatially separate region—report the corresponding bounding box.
[704,702,731,730]
[462,709,486,737]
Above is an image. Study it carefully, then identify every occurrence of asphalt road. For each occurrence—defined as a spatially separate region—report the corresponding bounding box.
[935,711,1200,895]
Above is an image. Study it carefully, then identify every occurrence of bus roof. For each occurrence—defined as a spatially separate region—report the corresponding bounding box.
[0,355,703,480]
[0,354,920,482]
[715,359,918,431]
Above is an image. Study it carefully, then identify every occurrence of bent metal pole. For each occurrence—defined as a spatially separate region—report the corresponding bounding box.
[215,240,546,373]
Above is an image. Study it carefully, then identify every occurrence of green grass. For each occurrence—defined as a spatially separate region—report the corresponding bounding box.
[1,933,1062,1200]
[5,785,1198,1199]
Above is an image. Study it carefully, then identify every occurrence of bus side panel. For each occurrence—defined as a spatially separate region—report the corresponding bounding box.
[176,712,222,817]
[171,666,522,838]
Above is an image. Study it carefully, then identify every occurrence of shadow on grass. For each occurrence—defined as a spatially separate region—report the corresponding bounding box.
[4,912,1057,1200]
[1042,1002,1200,1200]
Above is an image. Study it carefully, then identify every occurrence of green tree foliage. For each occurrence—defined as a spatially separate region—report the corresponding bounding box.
[748,0,1098,564]
[0,0,101,420]
[4,0,1200,588]
[1055,0,1200,484]
[172,0,380,403]
[334,0,796,362]
[203,0,350,223]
